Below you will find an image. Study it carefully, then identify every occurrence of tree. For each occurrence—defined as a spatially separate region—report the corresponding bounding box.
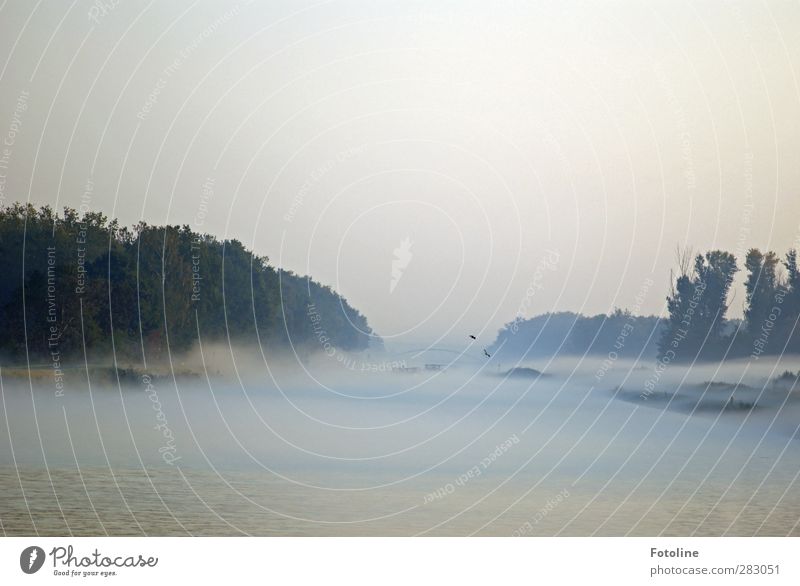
[659,249,737,361]
[0,203,378,364]
[779,249,800,353]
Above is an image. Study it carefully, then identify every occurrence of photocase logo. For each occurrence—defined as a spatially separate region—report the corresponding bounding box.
[390,236,413,294]
[20,546,45,574]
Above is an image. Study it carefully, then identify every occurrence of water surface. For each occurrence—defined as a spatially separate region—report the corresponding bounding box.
[2,356,799,536]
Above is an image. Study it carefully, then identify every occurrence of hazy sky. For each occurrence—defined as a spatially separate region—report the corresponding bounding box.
[1,0,799,345]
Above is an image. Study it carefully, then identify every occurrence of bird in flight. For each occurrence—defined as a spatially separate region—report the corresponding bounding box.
[469,335,477,340]
[483,349,491,358]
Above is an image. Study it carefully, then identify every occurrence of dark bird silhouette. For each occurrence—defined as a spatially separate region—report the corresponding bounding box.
[483,349,491,358]
[469,335,477,340]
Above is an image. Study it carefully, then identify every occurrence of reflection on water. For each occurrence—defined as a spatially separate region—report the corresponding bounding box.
[2,357,800,536]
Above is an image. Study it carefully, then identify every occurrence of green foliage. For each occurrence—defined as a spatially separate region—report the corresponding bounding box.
[0,204,377,363]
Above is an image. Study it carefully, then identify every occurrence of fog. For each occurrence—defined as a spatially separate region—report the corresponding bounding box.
[2,349,799,534]
[1,0,800,536]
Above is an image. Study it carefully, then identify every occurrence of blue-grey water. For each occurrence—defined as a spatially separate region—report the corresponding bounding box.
[1,354,799,536]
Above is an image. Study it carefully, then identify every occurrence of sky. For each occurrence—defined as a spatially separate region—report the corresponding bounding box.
[0,0,799,345]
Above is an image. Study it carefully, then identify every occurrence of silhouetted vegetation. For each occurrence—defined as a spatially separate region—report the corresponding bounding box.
[492,245,800,364]
[0,203,377,364]
[659,247,800,361]
[490,309,664,359]
[658,249,738,361]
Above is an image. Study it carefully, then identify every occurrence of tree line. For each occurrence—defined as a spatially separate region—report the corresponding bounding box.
[658,248,800,361]
[492,247,800,363]
[0,203,377,364]
[490,310,663,359]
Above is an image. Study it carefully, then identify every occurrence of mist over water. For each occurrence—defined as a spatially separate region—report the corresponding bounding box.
[0,0,799,552]
[2,348,799,536]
